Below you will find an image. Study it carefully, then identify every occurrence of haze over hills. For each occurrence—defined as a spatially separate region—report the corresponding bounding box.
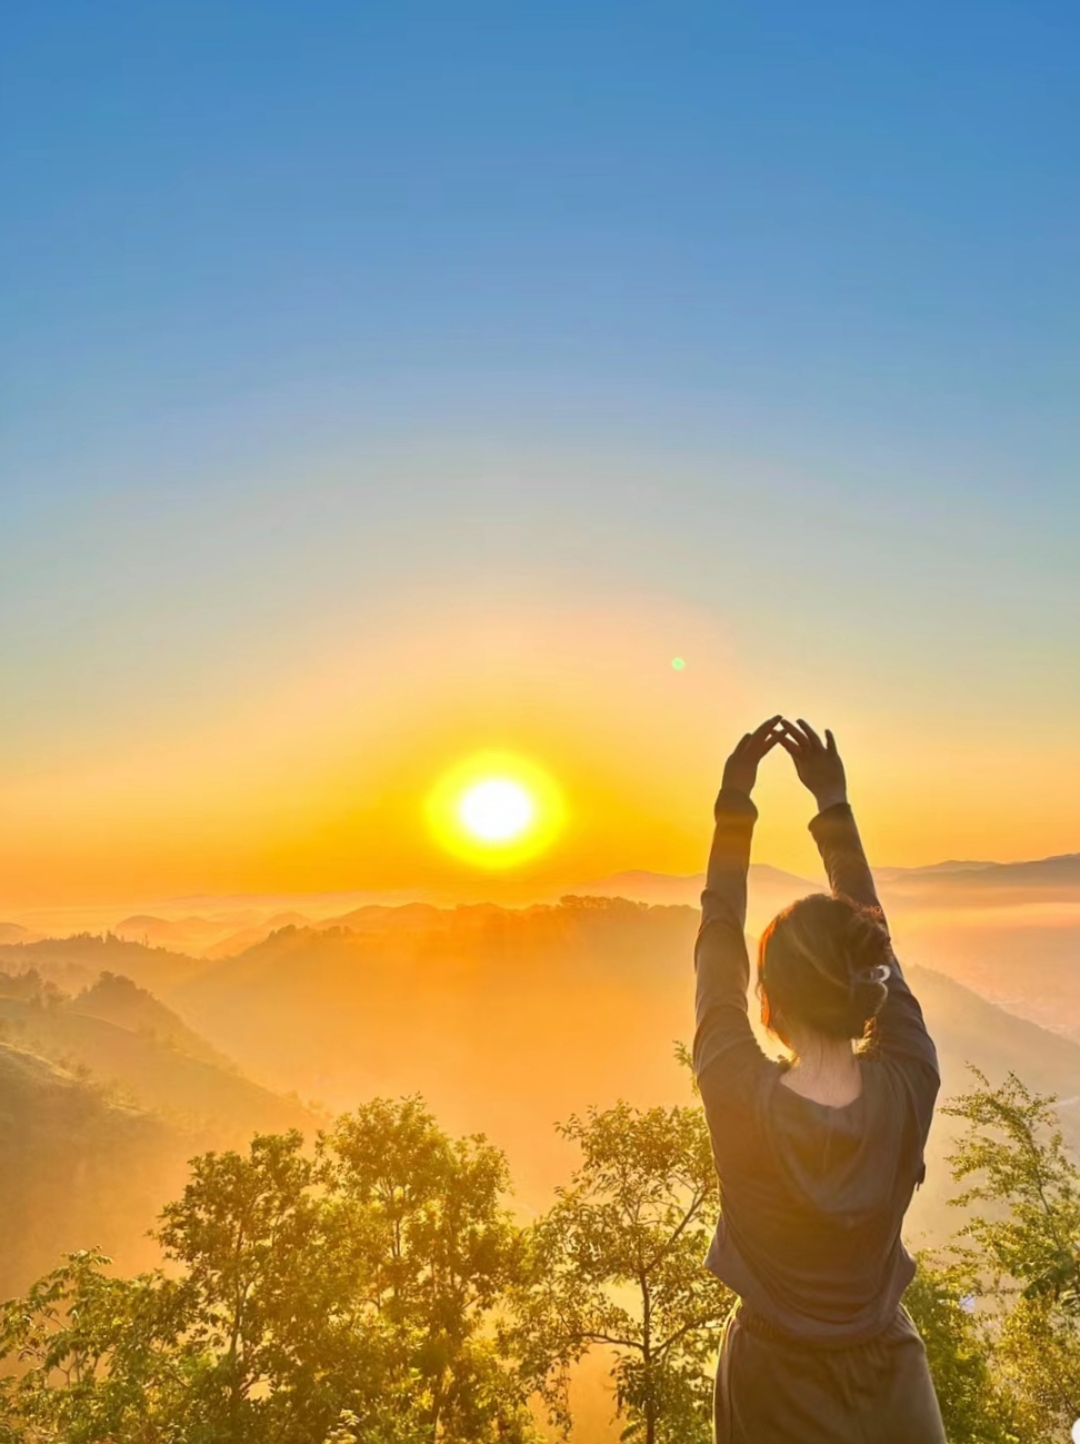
[0,923,41,946]
[0,1043,179,1293]
[1,839,1079,1313]
[6,896,1069,1237]
[5,843,1079,956]
[155,903,1080,1227]
[0,965,319,1297]
[0,879,1079,1444]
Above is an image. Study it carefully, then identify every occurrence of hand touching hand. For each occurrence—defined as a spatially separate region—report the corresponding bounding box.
[721,716,784,799]
[778,719,848,812]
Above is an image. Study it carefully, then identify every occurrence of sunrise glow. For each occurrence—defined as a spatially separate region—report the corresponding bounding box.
[426,753,564,869]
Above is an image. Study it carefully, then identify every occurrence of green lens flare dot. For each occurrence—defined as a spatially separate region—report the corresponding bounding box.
[671,657,686,671]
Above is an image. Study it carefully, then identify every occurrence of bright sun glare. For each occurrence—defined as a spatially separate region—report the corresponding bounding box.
[459,779,535,843]
[427,754,564,869]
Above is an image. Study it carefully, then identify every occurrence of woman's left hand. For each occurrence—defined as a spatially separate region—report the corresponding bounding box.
[721,716,784,798]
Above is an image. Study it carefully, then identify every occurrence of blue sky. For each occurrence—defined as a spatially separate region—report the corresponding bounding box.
[6,0,1077,482]
[2,1,1079,893]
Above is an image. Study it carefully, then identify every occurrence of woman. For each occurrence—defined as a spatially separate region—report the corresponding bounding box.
[694,716,945,1443]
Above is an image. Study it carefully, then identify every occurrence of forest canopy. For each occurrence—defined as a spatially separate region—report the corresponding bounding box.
[1,1071,1078,1443]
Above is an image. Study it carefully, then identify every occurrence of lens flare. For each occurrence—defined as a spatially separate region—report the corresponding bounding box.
[427,753,564,869]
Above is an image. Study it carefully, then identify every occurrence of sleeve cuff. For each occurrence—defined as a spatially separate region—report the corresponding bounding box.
[808,800,854,834]
[714,788,759,821]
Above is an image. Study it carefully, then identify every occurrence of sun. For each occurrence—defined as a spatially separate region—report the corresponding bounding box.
[426,753,564,869]
[459,778,534,843]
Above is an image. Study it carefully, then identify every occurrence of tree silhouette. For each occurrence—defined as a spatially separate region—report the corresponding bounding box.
[519,1098,732,1444]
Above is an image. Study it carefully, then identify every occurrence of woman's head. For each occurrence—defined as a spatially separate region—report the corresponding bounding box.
[757,893,891,1049]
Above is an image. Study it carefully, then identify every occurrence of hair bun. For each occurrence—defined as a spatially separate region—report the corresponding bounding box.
[756,892,893,1045]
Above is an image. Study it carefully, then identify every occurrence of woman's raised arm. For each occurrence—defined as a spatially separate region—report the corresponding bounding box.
[778,719,881,911]
[693,719,783,1092]
[780,720,938,1094]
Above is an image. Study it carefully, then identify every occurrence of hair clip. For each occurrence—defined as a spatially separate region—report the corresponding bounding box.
[858,964,891,986]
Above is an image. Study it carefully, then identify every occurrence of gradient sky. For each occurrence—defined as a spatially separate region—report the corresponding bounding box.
[3,1,1079,906]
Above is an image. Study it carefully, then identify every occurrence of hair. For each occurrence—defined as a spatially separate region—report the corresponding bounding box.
[757,893,891,1048]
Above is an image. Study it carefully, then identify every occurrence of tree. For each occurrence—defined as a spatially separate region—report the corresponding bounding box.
[154,1128,355,1443]
[319,1096,537,1444]
[0,1248,188,1444]
[521,1098,732,1444]
[942,1068,1080,1440]
[0,1103,536,1444]
[903,1253,1020,1444]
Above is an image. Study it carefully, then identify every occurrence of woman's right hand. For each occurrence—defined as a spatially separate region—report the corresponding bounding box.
[778,719,848,812]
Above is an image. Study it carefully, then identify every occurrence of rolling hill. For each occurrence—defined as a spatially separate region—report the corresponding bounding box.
[4,879,1079,1292]
[0,965,319,1298]
[0,1042,181,1292]
[158,898,1080,1235]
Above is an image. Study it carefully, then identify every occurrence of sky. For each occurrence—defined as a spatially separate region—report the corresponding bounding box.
[2,1,1079,908]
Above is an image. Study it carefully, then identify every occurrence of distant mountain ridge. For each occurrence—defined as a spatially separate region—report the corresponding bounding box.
[2,893,1080,1297]
[4,846,1078,960]
[879,852,1080,884]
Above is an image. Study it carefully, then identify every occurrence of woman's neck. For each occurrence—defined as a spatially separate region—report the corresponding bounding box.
[779,1032,862,1106]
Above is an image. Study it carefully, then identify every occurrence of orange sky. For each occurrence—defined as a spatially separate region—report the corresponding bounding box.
[2,579,1076,911]
[4,2,1080,920]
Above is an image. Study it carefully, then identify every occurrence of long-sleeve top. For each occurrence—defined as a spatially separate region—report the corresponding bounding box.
[693,789,940,1345]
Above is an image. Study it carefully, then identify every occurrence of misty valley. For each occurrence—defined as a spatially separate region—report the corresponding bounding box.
[2,853,1080,1440]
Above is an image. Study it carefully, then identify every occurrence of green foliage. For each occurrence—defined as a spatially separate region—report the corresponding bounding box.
[0,1248,188,1443]
[319,1097,537,1443]
[942,1068,1080,1439]
[519,1099,732,1444]
[0,1101,537,1444]
[11,1069,1080,1443]
[904,1255,1019,1444]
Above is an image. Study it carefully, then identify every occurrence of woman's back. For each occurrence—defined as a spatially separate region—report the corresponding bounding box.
[694,718,945,1443]
[704,1052,933,1340]
[693,788,939,1344]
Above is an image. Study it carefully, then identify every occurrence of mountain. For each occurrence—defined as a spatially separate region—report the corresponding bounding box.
[114,914,232,950]
[0,966,319,1297]
[113,911,315,958]
[0,934,207,996]
[0,1042,182,1293]
[67,971,232,1066]
[202,912,313,959]
[5,873,1080,1282]
[166,898,1080,1233]
[0,923,40,945]
[875,860,996,878]
[877,854,1080,911]
[0,970,314,1138]
[587,852,1080,913]
[577,863,822,932]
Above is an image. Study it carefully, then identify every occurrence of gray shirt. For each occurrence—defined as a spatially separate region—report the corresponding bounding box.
[693,793,940,1345]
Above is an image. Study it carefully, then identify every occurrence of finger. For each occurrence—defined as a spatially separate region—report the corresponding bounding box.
[825,729,838,754]
[748,716,783,756]
[751,714,783,741]
[796,718,824,750]
[777,734,801,756]
[778,719,808,751]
